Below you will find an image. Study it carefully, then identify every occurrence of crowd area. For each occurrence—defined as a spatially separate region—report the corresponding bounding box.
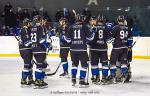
[0,2,143,36]
[0,2,52,36]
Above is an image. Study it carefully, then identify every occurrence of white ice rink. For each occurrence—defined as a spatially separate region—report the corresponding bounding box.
[0,57,150,96]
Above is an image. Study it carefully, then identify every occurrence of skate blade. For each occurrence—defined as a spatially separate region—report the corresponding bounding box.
[94,81,101,85]
[79,84,89,88]
[107,80,117,84]
[101,82,109,85]
[34,85,48,89]
[72,85,89,88]
[20,84,33,88]
[72,83,89,88]
[125,81,132,83]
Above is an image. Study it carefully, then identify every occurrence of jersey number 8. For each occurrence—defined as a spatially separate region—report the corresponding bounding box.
[98,30,103,39]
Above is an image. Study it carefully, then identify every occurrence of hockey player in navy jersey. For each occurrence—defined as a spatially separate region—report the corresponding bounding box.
[125,34,133,82]
[19,18,34,87]
[40,18,53,73]
[56,18,70,77]
[125,18,133,82]
[89,15,111,84]
[30,15,49,88]
[109,15,133,83]
[63,14,94,87]
[115,19,133,82]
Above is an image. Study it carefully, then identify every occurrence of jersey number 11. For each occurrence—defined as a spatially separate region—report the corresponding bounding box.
[74,29,81,39]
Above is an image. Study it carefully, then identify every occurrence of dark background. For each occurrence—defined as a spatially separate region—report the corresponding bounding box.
[0,0,150,35]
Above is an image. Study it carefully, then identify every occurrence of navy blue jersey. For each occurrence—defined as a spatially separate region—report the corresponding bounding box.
[66,22,92,51]
[19,27,31,49]
[30,25,46,46]
[56,26,70,48]
[30,25,48,53]
[89,23,111,50]
[111,24,132,49]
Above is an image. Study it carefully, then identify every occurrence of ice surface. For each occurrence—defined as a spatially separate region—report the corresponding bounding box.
[0,57,150,96]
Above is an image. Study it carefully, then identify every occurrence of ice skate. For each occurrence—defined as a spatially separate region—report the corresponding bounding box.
[59,71,69,78]
[34,79,48,89]
[20,78,33,88]
[93,75,101,85]
[108,75,117,84]
[72,77,77,87]
[101,76,109,85]
[79,78,89,88]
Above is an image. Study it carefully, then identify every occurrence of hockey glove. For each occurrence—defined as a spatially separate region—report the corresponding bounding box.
[59,35,65,42]
[90,26,97,33]
[24,40,32,47]
[128,38,133,47]
[48,29,55,36]
[39,38,46,44]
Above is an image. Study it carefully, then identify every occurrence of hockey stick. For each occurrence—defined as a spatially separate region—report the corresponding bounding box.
[131,41,136,48]
[14,34,20,41]
[131,35,141,48]
[45,62,61,76]
[11,27,21,42]
[86,61,90,85]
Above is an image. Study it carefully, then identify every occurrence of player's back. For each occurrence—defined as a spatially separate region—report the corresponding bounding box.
[68,22,90,51]
[90,23,109,49]
[111,24,131,48]
[30,25,44,45]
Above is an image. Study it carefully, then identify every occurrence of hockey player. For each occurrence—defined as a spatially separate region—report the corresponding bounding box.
[89,15,111,84]
[41,18,53,73]
[125,17,133,82]
[30,15,48,88]
[115,19,133,82]
[19,18,34,87]
[109,15,132,83]
[56,18,70,77]
[63,14,94,87]
[87,16,98,83]
[125,34,133,82]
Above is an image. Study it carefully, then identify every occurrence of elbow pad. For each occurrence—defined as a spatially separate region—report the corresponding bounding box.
[24,40,32,47]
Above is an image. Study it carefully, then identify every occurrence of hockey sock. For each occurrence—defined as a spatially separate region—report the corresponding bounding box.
[28,70,33,77]
[62,62,68,72]
[71,67,77,77]
[35,69,45,80]
[121,65,128,75]
[110,66,116,76]
[80,68,87,79]
[22,69,31,80]
[102,66,109,77]
[91,68,99,76]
